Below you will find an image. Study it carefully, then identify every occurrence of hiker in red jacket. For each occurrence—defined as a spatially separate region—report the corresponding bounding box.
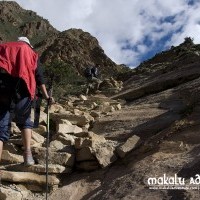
[0,37,53,166]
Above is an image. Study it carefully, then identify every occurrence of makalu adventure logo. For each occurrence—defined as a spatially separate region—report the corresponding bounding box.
[147,174,200,190]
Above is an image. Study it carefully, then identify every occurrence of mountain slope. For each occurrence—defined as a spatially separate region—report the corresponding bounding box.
[40,29,119,76]
[0,1,126,78]
[112,38,200,101]
[0,1,58,44]
[46,39,200,200]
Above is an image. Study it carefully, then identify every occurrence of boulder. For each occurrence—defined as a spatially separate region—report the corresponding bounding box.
[58,119,72,125]
[116,135,141,158]
[88,131,106,143]
[64,101,74,108]
[1,170,59,185]
[73,131,90,138]
[33,125,47,136]
[32,131,45,144]
[49,104,63,113]
[74,132,106,149]
[3,143,19,154]
[75,137,92,149]
[33,147,75,167]
[9,138,37,146]
[90,111,101,118]
[6,164,71,174]
[76,147,96,162]
[1,150,23,164]
[98,105,115,113]
[93,141,118,168]
[57,123,83,134]
[73,108,83,115]
[113,103,122,110]
[91,102,98,109]
[75,132,117,168]
[53,133,76,145]
[0,185,29,200]
[79,95,87,101]
[49,140,66,150]
[51,112,93,127]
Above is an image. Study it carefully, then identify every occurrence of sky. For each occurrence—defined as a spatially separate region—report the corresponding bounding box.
[11,0,200,68]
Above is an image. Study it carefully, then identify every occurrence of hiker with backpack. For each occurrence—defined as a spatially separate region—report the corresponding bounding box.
[0,37,53,166]
[84,64,102,95]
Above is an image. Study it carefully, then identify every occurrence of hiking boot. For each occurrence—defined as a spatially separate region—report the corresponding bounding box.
[23,150,35,166]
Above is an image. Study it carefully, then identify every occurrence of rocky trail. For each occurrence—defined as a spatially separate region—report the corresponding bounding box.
[47,100,200,200]
[1,43,200,199]
[45,61,200,200]
[50,98,200,200]
[2,71,200,199]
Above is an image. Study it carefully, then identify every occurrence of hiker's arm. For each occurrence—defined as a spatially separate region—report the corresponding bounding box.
[39,84,55,104]
[35,64,54,102]
[35,63,48,99]
[39,84,49,100]
[35,64,45,86]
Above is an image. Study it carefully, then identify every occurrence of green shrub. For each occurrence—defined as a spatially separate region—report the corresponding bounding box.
[44,60,85,100]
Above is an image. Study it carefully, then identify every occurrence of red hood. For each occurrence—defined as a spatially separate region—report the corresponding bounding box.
[0,41,38,99]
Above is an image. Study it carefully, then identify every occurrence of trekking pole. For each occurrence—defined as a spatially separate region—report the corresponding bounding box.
[46,75,54,200]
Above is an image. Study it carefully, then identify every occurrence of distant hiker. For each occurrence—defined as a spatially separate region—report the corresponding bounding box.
[84,64,102,95]
[0,37,53,166]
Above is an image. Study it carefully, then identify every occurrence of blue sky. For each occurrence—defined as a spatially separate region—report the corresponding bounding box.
[13,0,200,68]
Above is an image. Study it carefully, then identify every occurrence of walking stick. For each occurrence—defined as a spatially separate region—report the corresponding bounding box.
[46,75,54,200]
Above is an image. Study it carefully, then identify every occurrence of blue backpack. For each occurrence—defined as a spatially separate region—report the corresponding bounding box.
[84,67,92,78]
[91,67,98,77]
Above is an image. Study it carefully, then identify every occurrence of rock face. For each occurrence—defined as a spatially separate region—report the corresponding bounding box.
[40,29,119,76]
[0,1,58,43]
[112,62,200,101]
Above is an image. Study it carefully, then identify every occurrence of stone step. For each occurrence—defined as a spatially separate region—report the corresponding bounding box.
[3,163,72,174]
[0,170,60,186]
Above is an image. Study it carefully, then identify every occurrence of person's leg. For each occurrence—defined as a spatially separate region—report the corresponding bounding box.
[0,140,2,177]
[15,97,34,165]
[21,128,32,151]
[0,93,12,168]
[86,87,89,95]
[92,77,101,91]
[0,107,11,163]
[86,79,92,95]
[21,129,34,165]
[0,140,3,161]
[0,93,11,178]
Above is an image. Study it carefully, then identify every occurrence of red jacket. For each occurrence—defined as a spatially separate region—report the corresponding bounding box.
[0,41,38,99]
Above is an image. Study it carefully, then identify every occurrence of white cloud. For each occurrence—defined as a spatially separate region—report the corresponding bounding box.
[13,0,200,67]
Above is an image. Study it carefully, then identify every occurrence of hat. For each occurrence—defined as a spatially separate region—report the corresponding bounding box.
[17,37,33,48]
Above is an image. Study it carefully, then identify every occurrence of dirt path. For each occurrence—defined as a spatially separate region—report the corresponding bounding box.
[91,103,167,141]
[33,94,200,200]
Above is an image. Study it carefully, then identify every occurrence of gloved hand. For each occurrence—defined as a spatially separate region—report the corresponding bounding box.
[47,96,55,105]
